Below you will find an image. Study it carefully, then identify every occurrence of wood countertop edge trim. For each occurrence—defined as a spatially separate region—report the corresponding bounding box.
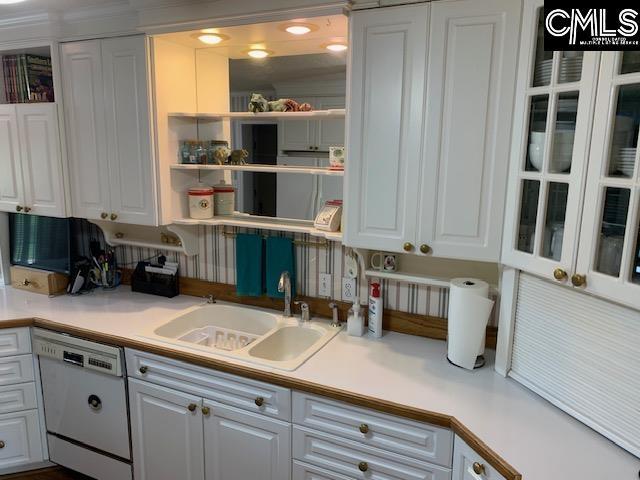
[10,317,520,480]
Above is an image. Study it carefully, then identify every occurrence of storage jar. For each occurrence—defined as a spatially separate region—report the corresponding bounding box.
[213,181,236,216]
[188,186,214,219]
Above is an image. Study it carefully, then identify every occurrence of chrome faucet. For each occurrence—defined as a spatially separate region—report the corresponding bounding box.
[278,271,292,317]
[295,301,310,323]
[328,302,341,327]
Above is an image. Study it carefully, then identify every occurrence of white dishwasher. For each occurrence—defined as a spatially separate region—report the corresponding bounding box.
[33,328,133,480]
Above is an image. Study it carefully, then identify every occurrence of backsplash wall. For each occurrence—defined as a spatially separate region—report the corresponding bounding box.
[74,220,459,320]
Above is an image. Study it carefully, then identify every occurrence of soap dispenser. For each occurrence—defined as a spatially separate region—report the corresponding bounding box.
[347,297,365,336]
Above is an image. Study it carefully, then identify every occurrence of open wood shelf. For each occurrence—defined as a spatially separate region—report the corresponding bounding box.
[168,109,346,120]
[172,216,342,241]
[364,269,453,288]
[170,163,343,176]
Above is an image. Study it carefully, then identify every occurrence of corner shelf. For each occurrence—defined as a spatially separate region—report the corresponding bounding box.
[168,109,345,120]
[172,216,342,241]
[364,269,452,288]
[170,164,343,176]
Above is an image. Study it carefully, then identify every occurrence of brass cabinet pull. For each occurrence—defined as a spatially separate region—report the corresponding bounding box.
[101,212,108,219]
[110,213,118,221]
[15,205,22,212]
[553,268,567,281]
[358,461,368,472]
[22,279,31,287]
[201,406,210,415]
[472,462,485,475]
[571,273,586,287]
[0,440,5,449]
[254,396,264,407]
[419,244,430,254]
[187,403,197,412]
[403,242,414,252]
[359,424,369,434]
[24,207,31,213]
[139,366,148,374]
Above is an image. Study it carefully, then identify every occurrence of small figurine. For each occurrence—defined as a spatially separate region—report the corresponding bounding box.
[228,149,249,165]
[248,93,269,113]
[212,148,229,165]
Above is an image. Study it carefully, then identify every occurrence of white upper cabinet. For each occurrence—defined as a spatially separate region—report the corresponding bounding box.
[62,35,157,225]
[0,104,66,217]
[316,96,345,152]
[344,4,428,253]
[502,0,599,282]
[345,0,520,260]
[279,97,316,152]
[575,52,640,307]
[418,0,521,261]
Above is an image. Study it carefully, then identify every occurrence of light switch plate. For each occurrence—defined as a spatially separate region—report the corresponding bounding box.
[319,273,332,297]
[342,277,356,301]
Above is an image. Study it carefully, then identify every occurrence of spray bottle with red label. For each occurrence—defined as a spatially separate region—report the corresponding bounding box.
[368,282,383,338]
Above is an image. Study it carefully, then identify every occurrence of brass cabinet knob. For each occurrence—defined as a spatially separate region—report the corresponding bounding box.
[403,242,414,252]
[139,366,148,374]
[358,461,368,472]
[24,206,31,213]
[110,213,118,221]
[187,403,197,412]
[571,273,586,287]
[22,279,31,287]
[201,406,210,416]
[359,424,369,434]
[472,462,485,475]
[254,396,265,407]
[419,244,430,254]
[553,268,567,281]
[101,212,108,219]
[0,440,5,449]
[15,205,22,212]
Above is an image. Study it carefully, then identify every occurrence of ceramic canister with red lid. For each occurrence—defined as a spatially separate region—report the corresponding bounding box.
[213,181,236,216]
[188,186,214,219]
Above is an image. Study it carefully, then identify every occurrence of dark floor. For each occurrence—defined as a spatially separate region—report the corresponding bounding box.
[4,467,93,480]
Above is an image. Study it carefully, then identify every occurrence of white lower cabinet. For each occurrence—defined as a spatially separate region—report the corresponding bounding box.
[0,409,43,470]
[203,400,291,480]
[293,460,353,480]
[452,436,505,480]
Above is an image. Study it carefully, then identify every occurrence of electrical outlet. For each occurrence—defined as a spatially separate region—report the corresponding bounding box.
[319,273,332,298]
[342,277,356,301]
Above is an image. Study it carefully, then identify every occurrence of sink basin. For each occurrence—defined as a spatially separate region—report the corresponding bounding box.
[248,326,323,362]
[141,302,342,371]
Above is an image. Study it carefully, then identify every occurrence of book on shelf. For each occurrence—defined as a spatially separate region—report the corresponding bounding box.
[1,54,54,103]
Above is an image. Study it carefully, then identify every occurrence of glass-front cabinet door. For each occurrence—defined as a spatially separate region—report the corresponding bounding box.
[502,0,599,283]
[576,52,640,308]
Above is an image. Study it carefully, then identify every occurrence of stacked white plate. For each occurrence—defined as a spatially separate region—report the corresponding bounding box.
[613,147,636,177]
[534,57,583,85]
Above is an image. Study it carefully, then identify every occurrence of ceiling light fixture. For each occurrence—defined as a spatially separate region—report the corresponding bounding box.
[247,49,271,59]
[325,43,348,52]
[279,22,318,35]
[192,32,229,45]
[286,25,311,35]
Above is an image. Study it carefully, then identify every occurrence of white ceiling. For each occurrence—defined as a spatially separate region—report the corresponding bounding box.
[158,14,348,58]
[0,0,126,15]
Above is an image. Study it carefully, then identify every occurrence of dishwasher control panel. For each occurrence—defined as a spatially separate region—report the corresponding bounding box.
[33,328,123,377]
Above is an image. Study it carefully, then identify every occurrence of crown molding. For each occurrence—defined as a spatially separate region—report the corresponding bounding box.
[62,1,135,23]
[0,12,54,28]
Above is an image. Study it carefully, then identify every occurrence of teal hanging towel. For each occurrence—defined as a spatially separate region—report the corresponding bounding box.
[265,236,296,298]
[235,233,263,297]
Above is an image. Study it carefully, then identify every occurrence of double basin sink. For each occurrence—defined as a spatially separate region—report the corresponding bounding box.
[142,302,342,371]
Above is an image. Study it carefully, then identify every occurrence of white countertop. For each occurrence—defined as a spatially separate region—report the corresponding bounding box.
[0,286,637,479]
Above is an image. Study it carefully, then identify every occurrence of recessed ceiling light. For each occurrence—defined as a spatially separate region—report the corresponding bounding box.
[247,49,271,59]
[279,22,318,35]
[286,25,311,35]
[192,32,229,45]
[325,43,348,52]
[0,0,27,3]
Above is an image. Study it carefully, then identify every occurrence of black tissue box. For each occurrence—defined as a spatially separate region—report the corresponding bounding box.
[131,261,179,298]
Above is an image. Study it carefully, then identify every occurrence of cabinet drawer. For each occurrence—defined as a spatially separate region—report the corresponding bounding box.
[0,355,34,386]
[0,328,31,357]
[293,426,451,480]
[0,383,37,414]
[293,460,353,480]
[453,435,506,480]
[126,349,291,421]
[293,392,452,467]
[0,409,44,470]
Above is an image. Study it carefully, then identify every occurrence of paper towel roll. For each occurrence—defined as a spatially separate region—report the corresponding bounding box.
[447,278,494,370]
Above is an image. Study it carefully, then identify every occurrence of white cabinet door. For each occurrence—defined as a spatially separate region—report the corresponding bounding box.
[0,409,44,471]
[501,0,599,282]
[279,97,316,152]
[203,400,291,480]
[129,379,204,480]
[0,105,25,213]
[575,51,640,308]
[452,435,506,480]
[316,97,345,152]
[344,4,429,253]
[102,36,157,226]
[17,104,66,217]
[418,0,521,261]
[61,40,110,221]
